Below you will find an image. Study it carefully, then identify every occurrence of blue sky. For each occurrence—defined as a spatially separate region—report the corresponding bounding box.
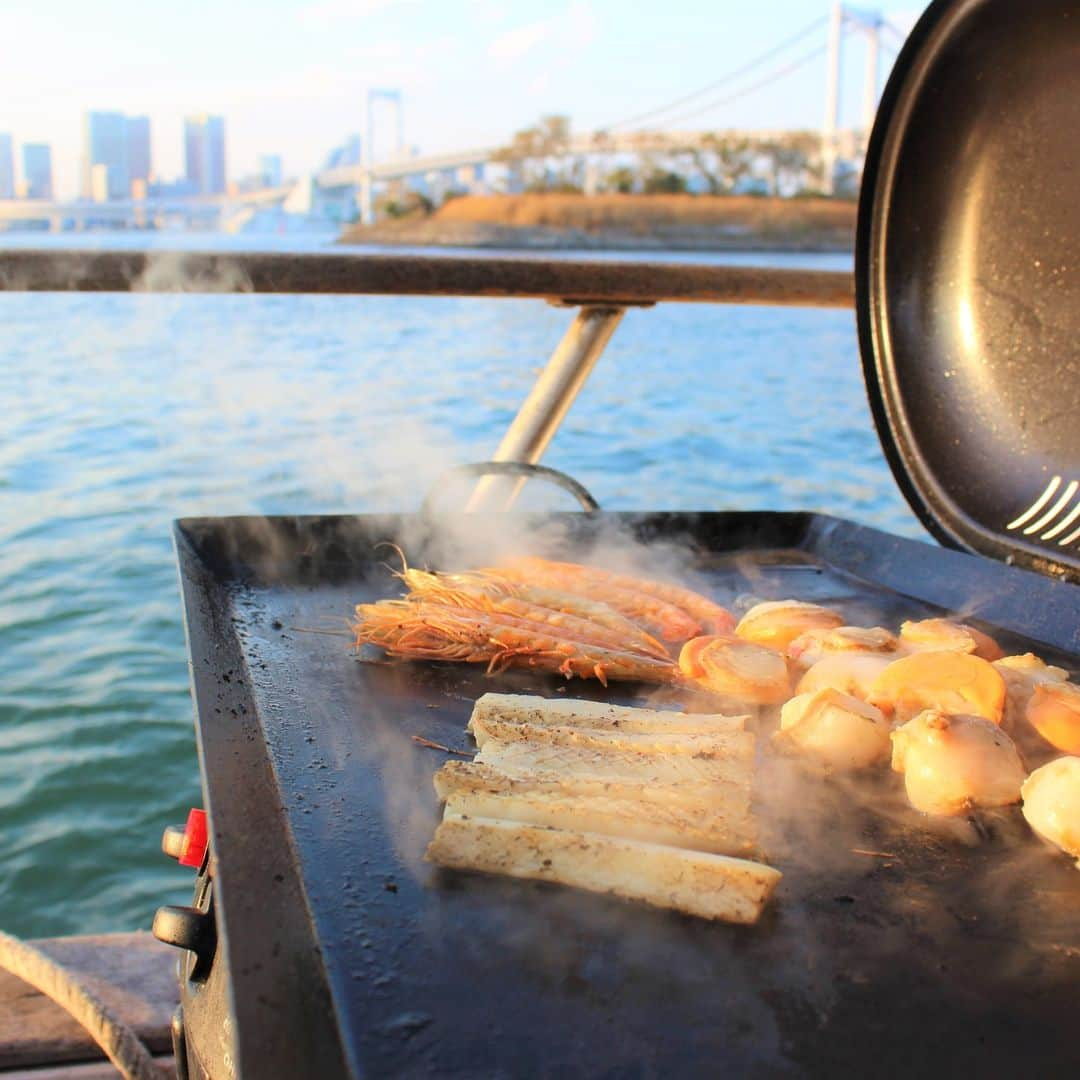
[3,0,925,198]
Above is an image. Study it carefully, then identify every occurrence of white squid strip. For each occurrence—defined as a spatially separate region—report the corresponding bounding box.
[475,739,753,804]
[426,816,781,924]
[470,714,755,760]
[469,693,748,735]
[441,786,755,856]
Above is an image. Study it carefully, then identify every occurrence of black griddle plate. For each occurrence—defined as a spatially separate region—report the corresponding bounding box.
[175,512,1080,1079]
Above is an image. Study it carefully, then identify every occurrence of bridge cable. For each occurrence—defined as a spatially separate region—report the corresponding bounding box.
[601,14,828,132]
[647,40,834,130]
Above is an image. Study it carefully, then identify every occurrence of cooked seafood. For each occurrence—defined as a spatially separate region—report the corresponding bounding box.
[494,557,712,642]
[734,600,845,650]
[899,617,1004,661]
[773,688,891,770]
[469,692,748,735]
[426,816,781,924]
[1021,756,1080,868]
[993,653,1070,729]
[678,635,791,704]
[1026,680,1080,754]
[352,600,681,686]
[469,715,755,760]
[868,651,1006,725]
[440,788,754,856]
[786,626,899,670]
[475,739,753,799]
[890,709,1026,816]
[400,568,670,660]
[795,652,895,700]
[434,761,755,830]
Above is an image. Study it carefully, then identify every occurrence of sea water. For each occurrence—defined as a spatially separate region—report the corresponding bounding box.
[0,235,924,937]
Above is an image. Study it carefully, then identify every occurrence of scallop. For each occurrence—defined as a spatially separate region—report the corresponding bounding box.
[773,688,891,770]
[899,617,1004,661]
[993,653,1069,730]
[796,653,895,700]
[869,651,1006,725]
[786,625,899,670]
[735,600,844,651]
[679,635,790,705]
[1026,681,1080,754]
[1021,756,1080,867]
[890,709,1026,816]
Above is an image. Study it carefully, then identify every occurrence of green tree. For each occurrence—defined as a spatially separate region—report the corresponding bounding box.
[643,168,688,194]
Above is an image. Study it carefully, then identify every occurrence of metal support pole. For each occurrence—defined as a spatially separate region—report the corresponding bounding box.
[822,1,844,195]
[862,20,881,147]
[466,305,626,511]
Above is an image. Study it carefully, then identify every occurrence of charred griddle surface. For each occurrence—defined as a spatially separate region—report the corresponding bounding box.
[175,513,1080,1079]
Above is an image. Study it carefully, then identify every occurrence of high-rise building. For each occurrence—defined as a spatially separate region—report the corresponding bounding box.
[21,144,53,199]
[126,116,152,187]
[257,154,283,188]
[184,114,226,195]
[0,134,14,199]
[323,134,362,170]
[83,112,130,200]
[83,112,153,199]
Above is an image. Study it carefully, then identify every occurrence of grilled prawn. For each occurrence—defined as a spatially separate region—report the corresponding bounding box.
[352,600,682,687]
[494,556,734,641]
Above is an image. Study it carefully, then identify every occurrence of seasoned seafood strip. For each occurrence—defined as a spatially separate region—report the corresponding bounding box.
[441,790,755,856]
[469,692,748,735]
[426,817,781,924]
[475,739,752,803]
[434,761,755,829]
[400,568,669,660]
[352,600,681,686]
[493,558,704,642]
[469,715,755,760]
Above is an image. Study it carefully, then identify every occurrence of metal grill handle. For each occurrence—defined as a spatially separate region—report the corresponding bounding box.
[421,462,600,515]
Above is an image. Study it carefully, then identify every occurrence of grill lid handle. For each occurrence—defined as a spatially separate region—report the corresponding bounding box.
[421,461,600,514]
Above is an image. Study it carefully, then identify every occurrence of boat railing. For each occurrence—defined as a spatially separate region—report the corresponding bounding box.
[0,250,854,508]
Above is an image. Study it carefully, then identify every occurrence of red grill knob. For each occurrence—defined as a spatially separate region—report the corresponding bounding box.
[178,808,208,868]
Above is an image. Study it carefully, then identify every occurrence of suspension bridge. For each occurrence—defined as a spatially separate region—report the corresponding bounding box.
[0,4,906,233]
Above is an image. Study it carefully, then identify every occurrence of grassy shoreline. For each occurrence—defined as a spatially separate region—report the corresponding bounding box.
[339,193,856,252]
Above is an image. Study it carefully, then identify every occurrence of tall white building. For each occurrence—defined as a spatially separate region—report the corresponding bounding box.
[22,144,53,199]
[184,115,226,195]
[0,134,14,199]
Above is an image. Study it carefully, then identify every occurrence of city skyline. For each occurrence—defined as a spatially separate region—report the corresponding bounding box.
[2,1,925,200]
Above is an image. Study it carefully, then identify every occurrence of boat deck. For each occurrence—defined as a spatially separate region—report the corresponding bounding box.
[0,934,176,1078]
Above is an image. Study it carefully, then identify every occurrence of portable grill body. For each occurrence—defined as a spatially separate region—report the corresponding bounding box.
[166,510,1080,1080]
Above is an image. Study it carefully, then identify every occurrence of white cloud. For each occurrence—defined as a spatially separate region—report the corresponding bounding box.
[488,18,553,63]
[299,0,418,22]
[487,2,595,67]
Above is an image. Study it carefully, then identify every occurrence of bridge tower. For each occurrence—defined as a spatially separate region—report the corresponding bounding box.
[359,88,405,226]
[822,3,883,194]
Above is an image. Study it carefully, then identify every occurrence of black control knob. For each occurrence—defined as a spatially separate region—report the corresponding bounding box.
[153,904,216,980]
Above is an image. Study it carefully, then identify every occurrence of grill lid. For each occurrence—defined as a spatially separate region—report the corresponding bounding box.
[856,0,1080,582]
